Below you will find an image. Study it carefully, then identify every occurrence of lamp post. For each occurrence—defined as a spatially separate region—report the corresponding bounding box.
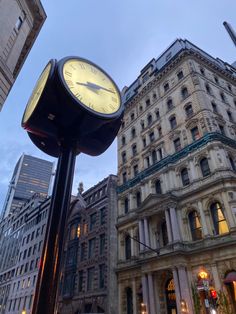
[21,57,124,314]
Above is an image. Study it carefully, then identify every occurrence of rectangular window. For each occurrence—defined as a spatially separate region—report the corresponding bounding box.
[89,213,96,230]
[81,243,86,261]
[99,264,106,288]
[191,126,200,141]
[149,132,155,142]
[15,16,23,30]
[133,165,138,176]
[100,207,106,225]
[174,138,181,152]
[88,238,96,258]
[122,172,127,183]
[164,82,169,92]
[177,71,184,80]
[100,234,105,255]
[87,267,95,291]
[78,270,83,292]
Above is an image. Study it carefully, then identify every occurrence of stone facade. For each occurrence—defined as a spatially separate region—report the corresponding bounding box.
[58,175,118,314]
[0,0,46,110]
[0,195,50,314]
[116,39,236,314]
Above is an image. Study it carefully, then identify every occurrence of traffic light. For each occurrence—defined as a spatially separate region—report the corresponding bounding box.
[210,289,218,309]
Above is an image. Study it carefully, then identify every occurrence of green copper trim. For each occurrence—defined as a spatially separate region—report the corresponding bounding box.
[117,132,236,194]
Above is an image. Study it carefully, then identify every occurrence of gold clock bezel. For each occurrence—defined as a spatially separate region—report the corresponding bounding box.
[58,57,122,119]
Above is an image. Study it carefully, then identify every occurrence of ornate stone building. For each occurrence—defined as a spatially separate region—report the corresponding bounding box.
[58,175,118,314]
[116,39,236,314]
[0,0,46,110]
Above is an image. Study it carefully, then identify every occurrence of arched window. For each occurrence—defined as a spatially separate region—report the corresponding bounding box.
[181,168,190,186]
[152,150,157,163]
[211,101,218,113]
[229,156,236,172]
[189,210,202,241]
[121,151,126,163]
[126,287,133,314]
[200,158,210,177]
[132,144,137,156]
[147,114,152,125]
[155,180,162,194]
[167,98,174,110]
[220,92,226,103]
[124,198,129,214]
[136,191,141,207]
[181,87,189,99]
[210,202,229,235]
[131,128,136,138]
[205,83,212,95]
[125,235,131,259]
[185,103,193,117]
[122,136,126,146]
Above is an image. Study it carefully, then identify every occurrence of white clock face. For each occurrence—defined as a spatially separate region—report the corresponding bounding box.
[62,59,121,115]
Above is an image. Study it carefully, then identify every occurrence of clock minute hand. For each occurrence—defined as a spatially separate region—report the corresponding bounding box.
[86,82,115,94]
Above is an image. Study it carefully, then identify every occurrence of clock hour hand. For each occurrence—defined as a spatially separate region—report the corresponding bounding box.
[76,81,99,94]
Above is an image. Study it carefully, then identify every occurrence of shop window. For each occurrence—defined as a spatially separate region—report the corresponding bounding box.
[189,210,202,241]
[125,235,131,259]
[210,202,229,235]
[181,168,190,186]
[200,158,210,177]
[155,180,162,194]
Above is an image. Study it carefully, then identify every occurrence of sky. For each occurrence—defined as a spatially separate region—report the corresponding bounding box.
[0,0,236,210]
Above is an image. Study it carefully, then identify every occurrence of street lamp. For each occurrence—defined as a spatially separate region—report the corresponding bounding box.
[21,57,124,314]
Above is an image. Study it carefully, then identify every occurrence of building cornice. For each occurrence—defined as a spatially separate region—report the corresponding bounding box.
[117,132,236,194]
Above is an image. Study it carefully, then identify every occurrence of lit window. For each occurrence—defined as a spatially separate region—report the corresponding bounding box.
[210,202,229,235]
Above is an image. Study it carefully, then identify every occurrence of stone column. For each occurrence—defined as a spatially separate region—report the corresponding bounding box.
[221,192,235,229]
[129,192,134,210]
[139,220,145,251]
[178,266,194,314]
[144,218,150,247]
[132,279,137,314]
[118,282,122,314]
[169,207,181,241]
[172,268,181,314]
[142,275,150,314]
[148,273,156,314]
[211,263,221,291]
[165,209,173,243]
[130,228,135,257]
[198,200,210,236]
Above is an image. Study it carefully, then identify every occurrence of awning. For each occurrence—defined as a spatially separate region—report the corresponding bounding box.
[224,272,236,283]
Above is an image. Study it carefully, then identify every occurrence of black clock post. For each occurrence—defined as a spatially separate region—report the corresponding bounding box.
[21,57,123,314]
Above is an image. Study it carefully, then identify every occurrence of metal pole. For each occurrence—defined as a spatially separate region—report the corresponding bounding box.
[32,138,76,314]
[223,21,236,47]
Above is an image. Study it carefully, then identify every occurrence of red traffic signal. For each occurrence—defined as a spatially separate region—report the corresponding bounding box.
[210,289,217,299]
